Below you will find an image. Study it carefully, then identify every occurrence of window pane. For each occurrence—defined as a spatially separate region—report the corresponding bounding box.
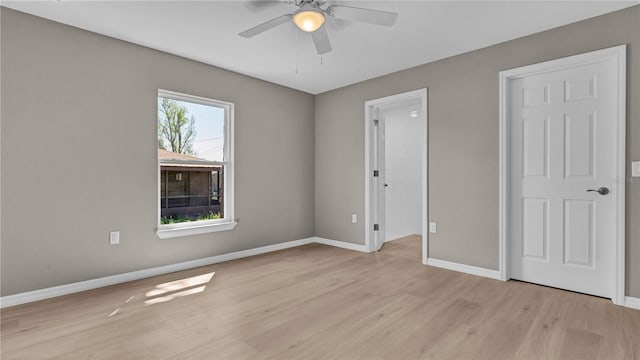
[158,97,225,162]
[160,167,224,224]
[158,95,226,225]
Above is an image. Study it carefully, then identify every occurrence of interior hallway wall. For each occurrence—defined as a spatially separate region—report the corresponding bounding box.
[384,106,422,241]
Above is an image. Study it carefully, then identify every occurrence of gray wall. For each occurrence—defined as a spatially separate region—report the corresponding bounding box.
[315,6,640,296]
[0,8,315,296]
[2,5,639,299]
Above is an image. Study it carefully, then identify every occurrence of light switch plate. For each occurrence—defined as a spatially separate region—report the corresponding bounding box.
[429,222,437,234]
[351,214,357,224]
[632,161,640,177]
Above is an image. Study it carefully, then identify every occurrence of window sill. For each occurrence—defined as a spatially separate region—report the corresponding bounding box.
[156,221,237,239]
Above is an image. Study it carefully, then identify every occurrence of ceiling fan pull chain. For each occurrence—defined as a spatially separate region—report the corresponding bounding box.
[295,28,299,74]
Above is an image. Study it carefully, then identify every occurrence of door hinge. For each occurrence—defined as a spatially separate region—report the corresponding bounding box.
[373,224,379,231]
[373,170,379,177]
[373,119,379,126]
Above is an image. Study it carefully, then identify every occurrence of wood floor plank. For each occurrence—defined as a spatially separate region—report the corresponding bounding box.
[2,235,638,359]
[514,291,572,359]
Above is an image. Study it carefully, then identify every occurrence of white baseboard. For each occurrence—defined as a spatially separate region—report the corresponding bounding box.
[0,236,369,308]
[314,237,370,253]
[426,259,640,311]
[0,237,316,308]
[426,257,502,281]
[3,237,637,311]
[625,296,640,310]
[385,233,421,243]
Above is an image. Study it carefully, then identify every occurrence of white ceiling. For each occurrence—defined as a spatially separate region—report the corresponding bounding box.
[3,1,638,94]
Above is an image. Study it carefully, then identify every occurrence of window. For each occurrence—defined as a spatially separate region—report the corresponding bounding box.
[156,90,235,238]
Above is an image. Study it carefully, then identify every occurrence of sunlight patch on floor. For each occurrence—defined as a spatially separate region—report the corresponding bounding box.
[143,272,215,306]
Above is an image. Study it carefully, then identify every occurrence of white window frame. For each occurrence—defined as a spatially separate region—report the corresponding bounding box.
[156,89,236,239]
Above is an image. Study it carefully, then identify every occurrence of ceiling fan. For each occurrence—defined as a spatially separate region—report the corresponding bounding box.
[239,0,398,55]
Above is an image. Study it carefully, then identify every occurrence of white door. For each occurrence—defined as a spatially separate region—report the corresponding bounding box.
[373,108,386,251]
[509,57,620,298]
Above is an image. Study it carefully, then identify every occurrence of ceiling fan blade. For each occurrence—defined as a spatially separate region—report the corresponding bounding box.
[239,14,293,38]
[327,5,398,26]
[311,25,332,55]
[244,1,294,13]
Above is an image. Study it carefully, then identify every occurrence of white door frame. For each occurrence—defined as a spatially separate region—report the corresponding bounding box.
[364,88,429,264]
[498,45,626,305]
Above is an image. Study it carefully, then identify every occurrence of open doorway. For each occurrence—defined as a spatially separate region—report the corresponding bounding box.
[365,89,428,264]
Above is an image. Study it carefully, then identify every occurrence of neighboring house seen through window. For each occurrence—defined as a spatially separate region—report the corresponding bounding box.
[157,90,235,238]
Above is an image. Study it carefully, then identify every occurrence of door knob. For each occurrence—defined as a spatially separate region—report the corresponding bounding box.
[587,187,609,195]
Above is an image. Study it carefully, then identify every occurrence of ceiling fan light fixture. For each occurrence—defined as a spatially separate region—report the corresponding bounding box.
[293,9,325,32]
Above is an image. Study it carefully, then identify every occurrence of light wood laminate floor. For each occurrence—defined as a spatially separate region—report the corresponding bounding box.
[2,235,639,359]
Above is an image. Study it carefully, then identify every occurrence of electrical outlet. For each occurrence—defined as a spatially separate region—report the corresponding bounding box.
[352,214,357,224]
[429,222,437,234]
[632,161,640,177]
[109,231,120,245]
